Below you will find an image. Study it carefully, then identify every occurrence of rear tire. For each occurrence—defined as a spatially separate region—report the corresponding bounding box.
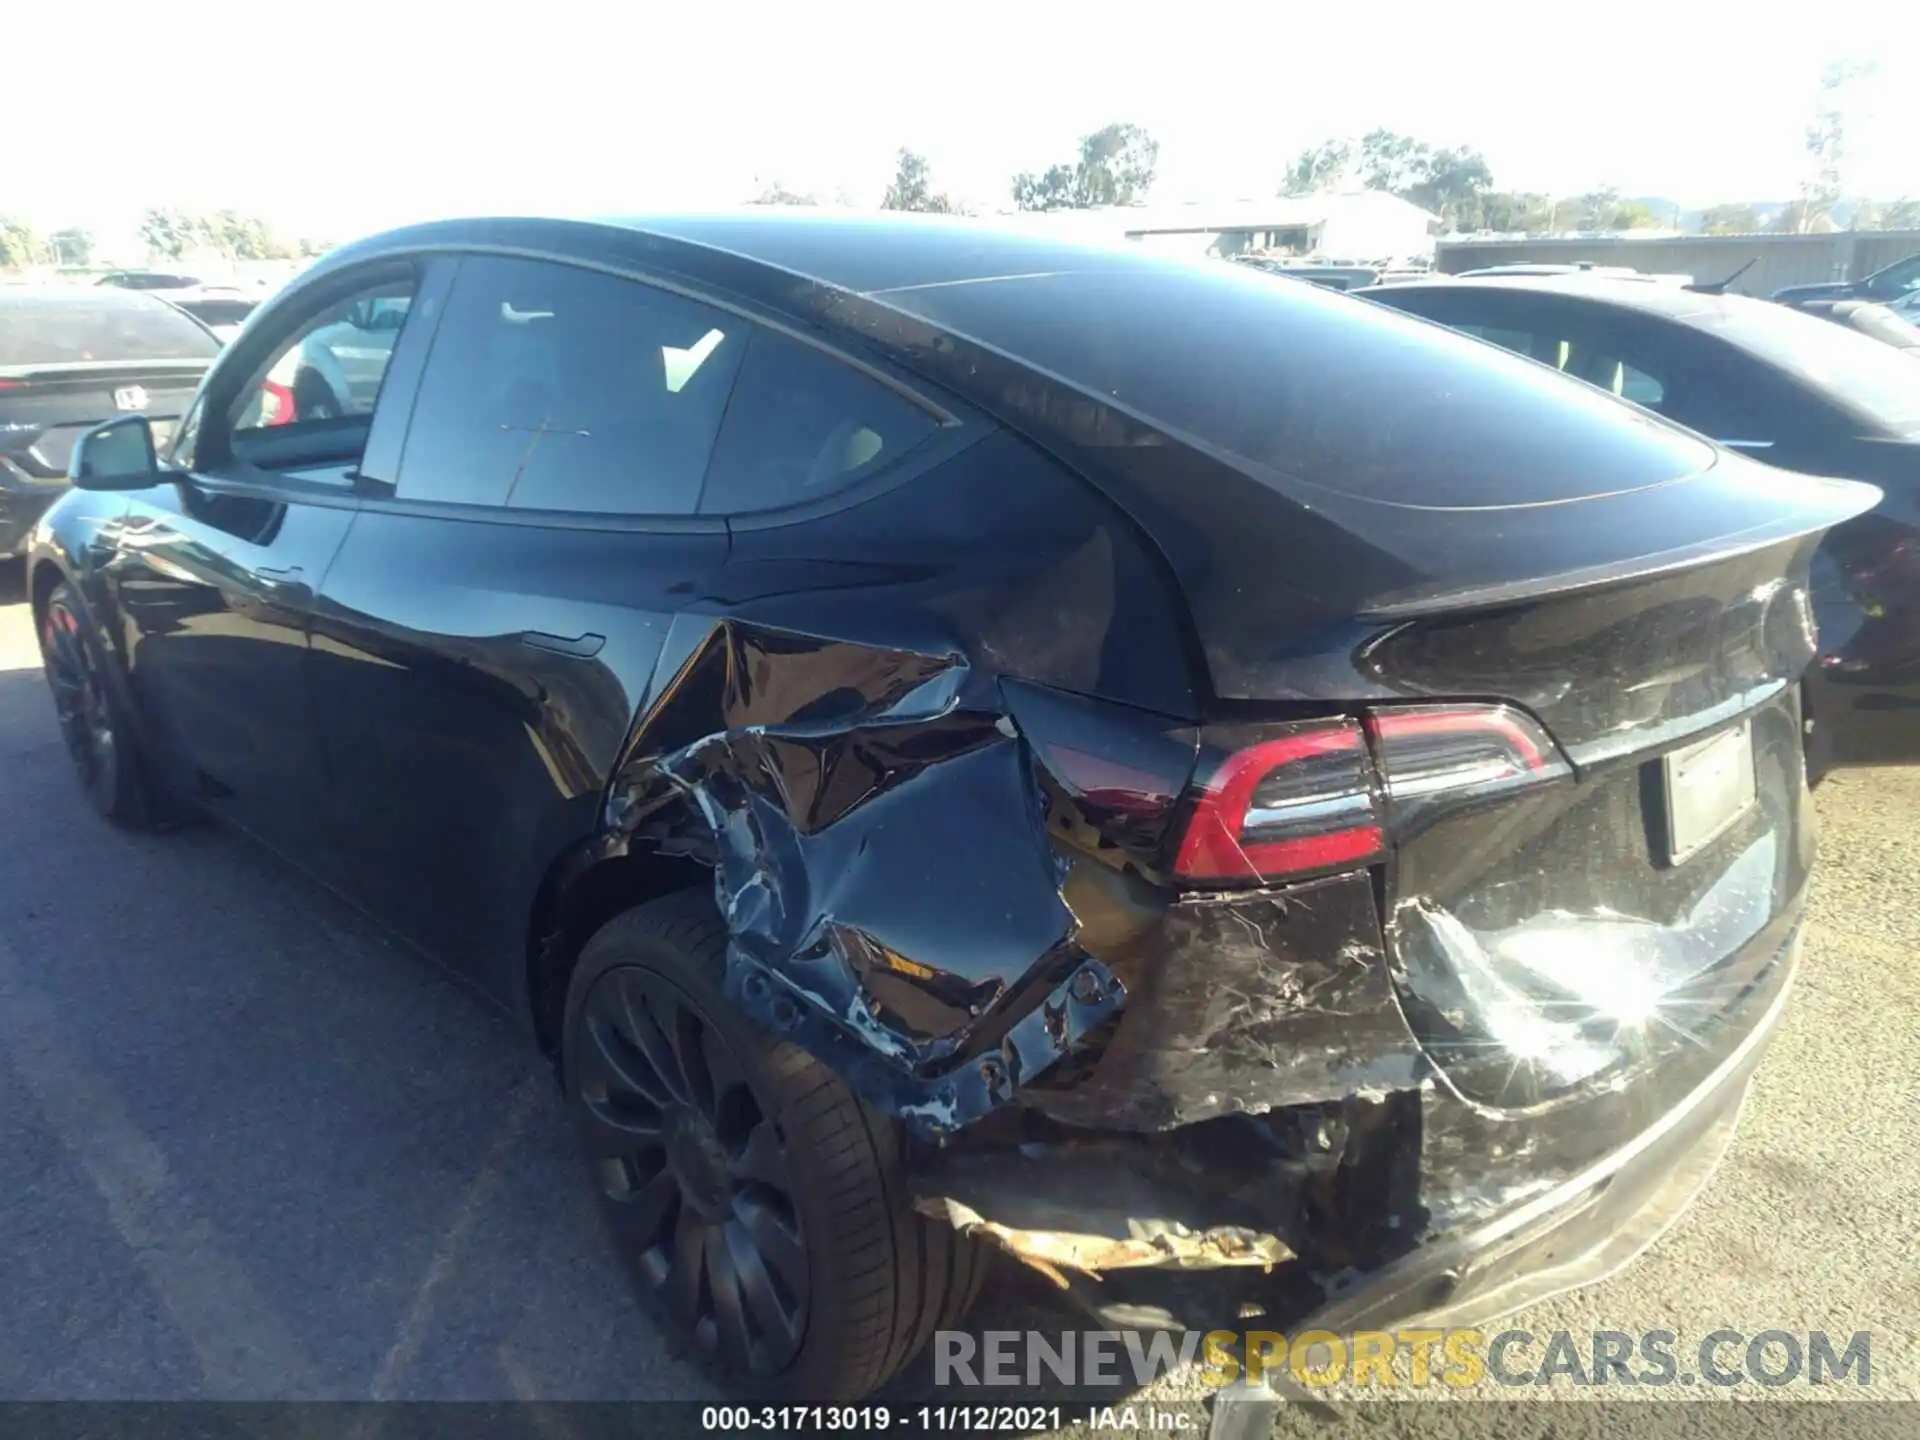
[39,582,148,826]
[292,367,343,421]
[562,890,986,1400]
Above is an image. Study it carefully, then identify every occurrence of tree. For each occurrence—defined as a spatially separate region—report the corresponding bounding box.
[1279,130,1491,228]
[1073,122,1158,207]
[139,207,201,260]
[1771,200,1834,234]
[1403,147,1494,230]
[748,182,818,206]
[1853,198,1920,232]
[1797,59,1875,234]
[881,149,962,213]
[208,210,295,261]
[1012,122,1159,210]
[1011,163,1078,211]
[1355,129,1434,194]
[1701,203,1764,235]
[1278,140,1353,197]
[1556,187,1658,232]
[1477,191,1553,233]
[48,226,95,267]
[0,215,43,269]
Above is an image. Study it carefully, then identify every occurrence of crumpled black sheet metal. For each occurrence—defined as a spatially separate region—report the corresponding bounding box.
[1033,873,1427,1132]
[601,619,1125,1137]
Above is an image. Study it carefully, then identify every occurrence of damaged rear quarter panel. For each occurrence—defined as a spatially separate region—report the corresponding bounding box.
[581,428,1200,1134]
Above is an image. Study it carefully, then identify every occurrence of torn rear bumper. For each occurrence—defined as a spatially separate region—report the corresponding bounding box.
[1209,938,1795,1433]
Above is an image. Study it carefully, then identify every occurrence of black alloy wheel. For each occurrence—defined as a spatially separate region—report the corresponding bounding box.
[574,963,808,1377]
[563,894,988,1401]
[40,584,142,822]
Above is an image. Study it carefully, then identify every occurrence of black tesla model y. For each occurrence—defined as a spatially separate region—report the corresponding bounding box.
[28,213,1878,1404]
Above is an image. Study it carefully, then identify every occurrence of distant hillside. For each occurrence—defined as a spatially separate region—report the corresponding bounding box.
[1626,197,1907,234]
[1627,197,1698,231]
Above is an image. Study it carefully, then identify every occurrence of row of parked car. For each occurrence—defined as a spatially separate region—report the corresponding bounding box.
[1351,260,1919,776]
[7,212,1918,1422]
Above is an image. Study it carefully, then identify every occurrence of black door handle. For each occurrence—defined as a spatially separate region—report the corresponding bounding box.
[519,630,606,659]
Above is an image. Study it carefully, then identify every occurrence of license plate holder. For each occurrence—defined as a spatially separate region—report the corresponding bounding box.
[1662,720,1757,865]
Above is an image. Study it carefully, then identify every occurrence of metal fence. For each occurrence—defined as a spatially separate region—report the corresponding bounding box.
[1434,231,1920,297]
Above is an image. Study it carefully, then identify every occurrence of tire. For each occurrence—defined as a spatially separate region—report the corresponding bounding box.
[563,890,987,1400]
[39,582,148,825]
[292,368,343,421]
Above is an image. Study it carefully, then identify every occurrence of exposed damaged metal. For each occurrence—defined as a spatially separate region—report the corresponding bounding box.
[581,590,1818,1338]
[913,1197,1292,1288]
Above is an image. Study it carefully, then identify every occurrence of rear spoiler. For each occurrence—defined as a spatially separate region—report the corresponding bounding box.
[1357,470,1883,620]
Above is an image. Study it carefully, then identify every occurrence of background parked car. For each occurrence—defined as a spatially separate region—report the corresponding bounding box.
[166,285,265,342]
[92,271,270,342]
[0,287,221,557]
[1230,255,1382,290]
[96,270,203,292]
[1773,251,1920,310]
[1766,251,1920,311]
[1794,298,1920,359]
[1362,274,1920,776]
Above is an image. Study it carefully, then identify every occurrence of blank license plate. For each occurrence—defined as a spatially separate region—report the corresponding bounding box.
[1662,720,1757,864]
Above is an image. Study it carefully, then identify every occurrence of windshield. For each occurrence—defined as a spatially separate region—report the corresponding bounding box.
[0,292,221,366]
[1689,297,1920,436]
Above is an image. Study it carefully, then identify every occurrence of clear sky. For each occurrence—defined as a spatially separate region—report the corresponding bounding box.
[8,0,1915,252]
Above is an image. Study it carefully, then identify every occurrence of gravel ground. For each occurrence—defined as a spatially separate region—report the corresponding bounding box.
[1,557,1913,1433]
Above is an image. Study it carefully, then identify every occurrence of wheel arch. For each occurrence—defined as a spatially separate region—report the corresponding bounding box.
[524,834,713,1060]
[27,551,70,633]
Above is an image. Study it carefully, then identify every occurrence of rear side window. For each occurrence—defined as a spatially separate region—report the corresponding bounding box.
[697,329,939,515]
[396,257,745,513]
[1455,322,1535,356]
[1399,298,1670,411]
[0,293,220,365]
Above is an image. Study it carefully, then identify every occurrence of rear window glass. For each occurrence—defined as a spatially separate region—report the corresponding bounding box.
[0,293,220,366]
[885,262,1714,509]
[697,329,938,514]
[1690,299,1920,436]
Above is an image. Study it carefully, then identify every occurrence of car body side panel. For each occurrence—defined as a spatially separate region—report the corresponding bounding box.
[307,507,729,1003]
[84,476,355,869]
[23,490,133,666]
[524,432,1197,1127]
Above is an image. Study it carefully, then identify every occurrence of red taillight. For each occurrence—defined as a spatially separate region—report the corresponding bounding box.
[1173,719,1385,883]
[1172,705,1571,885]
[258,379,297,426]
[1366,704,1570,827]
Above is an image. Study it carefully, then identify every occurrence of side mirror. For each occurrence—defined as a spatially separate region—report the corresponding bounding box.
[71,415,164,491]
